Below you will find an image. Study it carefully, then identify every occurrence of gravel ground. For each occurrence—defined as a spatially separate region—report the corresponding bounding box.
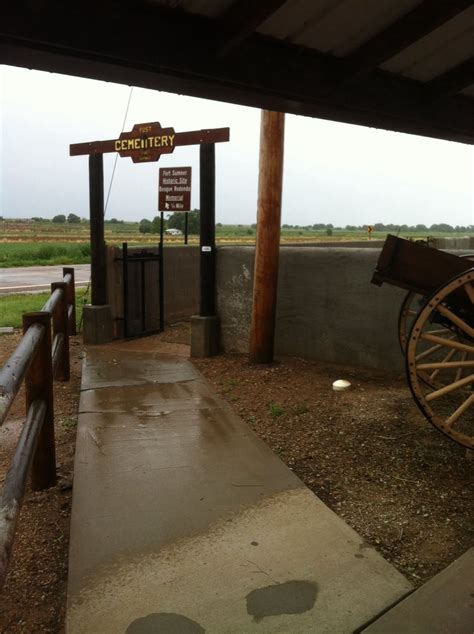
[0,321,472,632]
[194,351,473,587]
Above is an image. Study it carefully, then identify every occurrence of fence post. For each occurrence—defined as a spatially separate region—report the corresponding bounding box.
[63,267,77,335]
[51,282,70,381]
[23,312,56,490]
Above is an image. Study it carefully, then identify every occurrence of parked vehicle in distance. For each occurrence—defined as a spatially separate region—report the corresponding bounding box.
[165,228,183,236]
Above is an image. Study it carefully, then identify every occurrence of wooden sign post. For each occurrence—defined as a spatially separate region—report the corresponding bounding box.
[70,122,229,347]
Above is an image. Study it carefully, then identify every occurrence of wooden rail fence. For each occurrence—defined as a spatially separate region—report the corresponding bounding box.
[0,267,76,589]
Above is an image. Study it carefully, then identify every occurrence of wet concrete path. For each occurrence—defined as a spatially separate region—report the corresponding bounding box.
[67,338,412,633]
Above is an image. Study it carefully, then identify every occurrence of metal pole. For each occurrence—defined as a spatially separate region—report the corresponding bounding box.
[159,213,164,331]
[249,111,285,364]
[199,143,216,316]
[89,153,107,306]
[184,212,189,245]
[122,242,128,337]
[140,259,146,334]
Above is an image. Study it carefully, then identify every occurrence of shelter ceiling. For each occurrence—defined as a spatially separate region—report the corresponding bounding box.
[0,0,473,143]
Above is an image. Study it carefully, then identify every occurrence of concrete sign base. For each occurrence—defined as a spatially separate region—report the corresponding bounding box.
[82,304,113,344]
[190,314,219,357]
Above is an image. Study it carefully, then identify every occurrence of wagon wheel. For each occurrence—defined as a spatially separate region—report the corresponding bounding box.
[406,268,474,449]
[398,254,474,354]
[398,291,423,353]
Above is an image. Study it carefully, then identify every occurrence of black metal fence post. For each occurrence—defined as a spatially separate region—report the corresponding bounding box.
[159,214,164,331]
[122,242,129,337]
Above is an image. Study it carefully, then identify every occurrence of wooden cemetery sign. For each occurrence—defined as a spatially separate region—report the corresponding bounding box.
[70,121,229,322]
[70,122,229,163]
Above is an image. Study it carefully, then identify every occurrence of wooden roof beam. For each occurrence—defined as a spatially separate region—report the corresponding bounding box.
[427,57,474,99]
[340,0,473,84]
[1,3,473,144]
[217,0,288,56]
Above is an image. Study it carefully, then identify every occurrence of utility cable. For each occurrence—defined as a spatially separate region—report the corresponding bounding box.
[104,86,134,216]
[79,86,134,331]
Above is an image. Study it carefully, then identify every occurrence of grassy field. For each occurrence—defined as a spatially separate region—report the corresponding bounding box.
[1,219,472,267]
[0,288,89,328]
[0,242,92,268]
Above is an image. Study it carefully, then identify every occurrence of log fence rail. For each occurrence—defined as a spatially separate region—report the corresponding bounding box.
[0,267,76,589]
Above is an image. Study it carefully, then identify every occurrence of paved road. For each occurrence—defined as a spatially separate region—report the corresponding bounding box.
[0,264,90,295]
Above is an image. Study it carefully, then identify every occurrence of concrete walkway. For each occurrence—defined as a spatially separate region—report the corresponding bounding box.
[67,338,412,633]
[362,547,474,633]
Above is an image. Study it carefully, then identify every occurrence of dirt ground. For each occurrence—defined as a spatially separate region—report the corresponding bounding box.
[0,322,472,632]
[193,350,473,588]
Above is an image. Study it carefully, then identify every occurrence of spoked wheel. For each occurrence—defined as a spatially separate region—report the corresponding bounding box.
[398,291,423,353]
[398,254,474,354]
[406,268,474,449]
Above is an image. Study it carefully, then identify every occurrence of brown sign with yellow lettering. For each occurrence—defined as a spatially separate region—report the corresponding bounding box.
[70,123,229,163]
[117,122,176,163]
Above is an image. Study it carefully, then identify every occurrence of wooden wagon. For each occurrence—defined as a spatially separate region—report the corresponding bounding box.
[372,235,473,449]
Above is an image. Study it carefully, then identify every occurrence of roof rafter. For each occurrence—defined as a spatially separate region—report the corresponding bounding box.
[217,0,288,55]
[427,57,474,99]
[340,0,473,84]
[0,2,473,144]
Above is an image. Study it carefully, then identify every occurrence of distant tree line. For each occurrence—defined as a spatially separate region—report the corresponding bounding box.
[344,223,473,233]
[282,222,473,232]
[31,213,83,224]
[4,216,472,234]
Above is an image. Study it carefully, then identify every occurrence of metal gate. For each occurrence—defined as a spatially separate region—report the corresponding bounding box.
[118,242,164,338]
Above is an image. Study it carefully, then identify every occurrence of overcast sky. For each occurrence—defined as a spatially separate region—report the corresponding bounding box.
[1,65,473,227]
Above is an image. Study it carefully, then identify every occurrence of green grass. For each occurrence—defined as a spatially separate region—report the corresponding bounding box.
[0,288,89,329]
[0,242,91,268]
[2,223,473,268]
[269,403,284,418]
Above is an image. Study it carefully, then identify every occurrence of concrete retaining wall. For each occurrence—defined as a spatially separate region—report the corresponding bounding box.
[163,246,199,321]
[431,236,474,250]
[107,243,472,370]
[217,247,408,371]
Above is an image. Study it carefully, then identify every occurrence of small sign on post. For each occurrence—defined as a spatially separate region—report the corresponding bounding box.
[158,167,192,212]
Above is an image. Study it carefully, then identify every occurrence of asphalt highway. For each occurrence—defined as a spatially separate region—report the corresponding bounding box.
[0,264,91,296]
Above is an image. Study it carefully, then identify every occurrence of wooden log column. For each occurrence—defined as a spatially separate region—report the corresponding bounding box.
[249,110,285,364]
[89,153,107,306]
[83,153,113,343]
